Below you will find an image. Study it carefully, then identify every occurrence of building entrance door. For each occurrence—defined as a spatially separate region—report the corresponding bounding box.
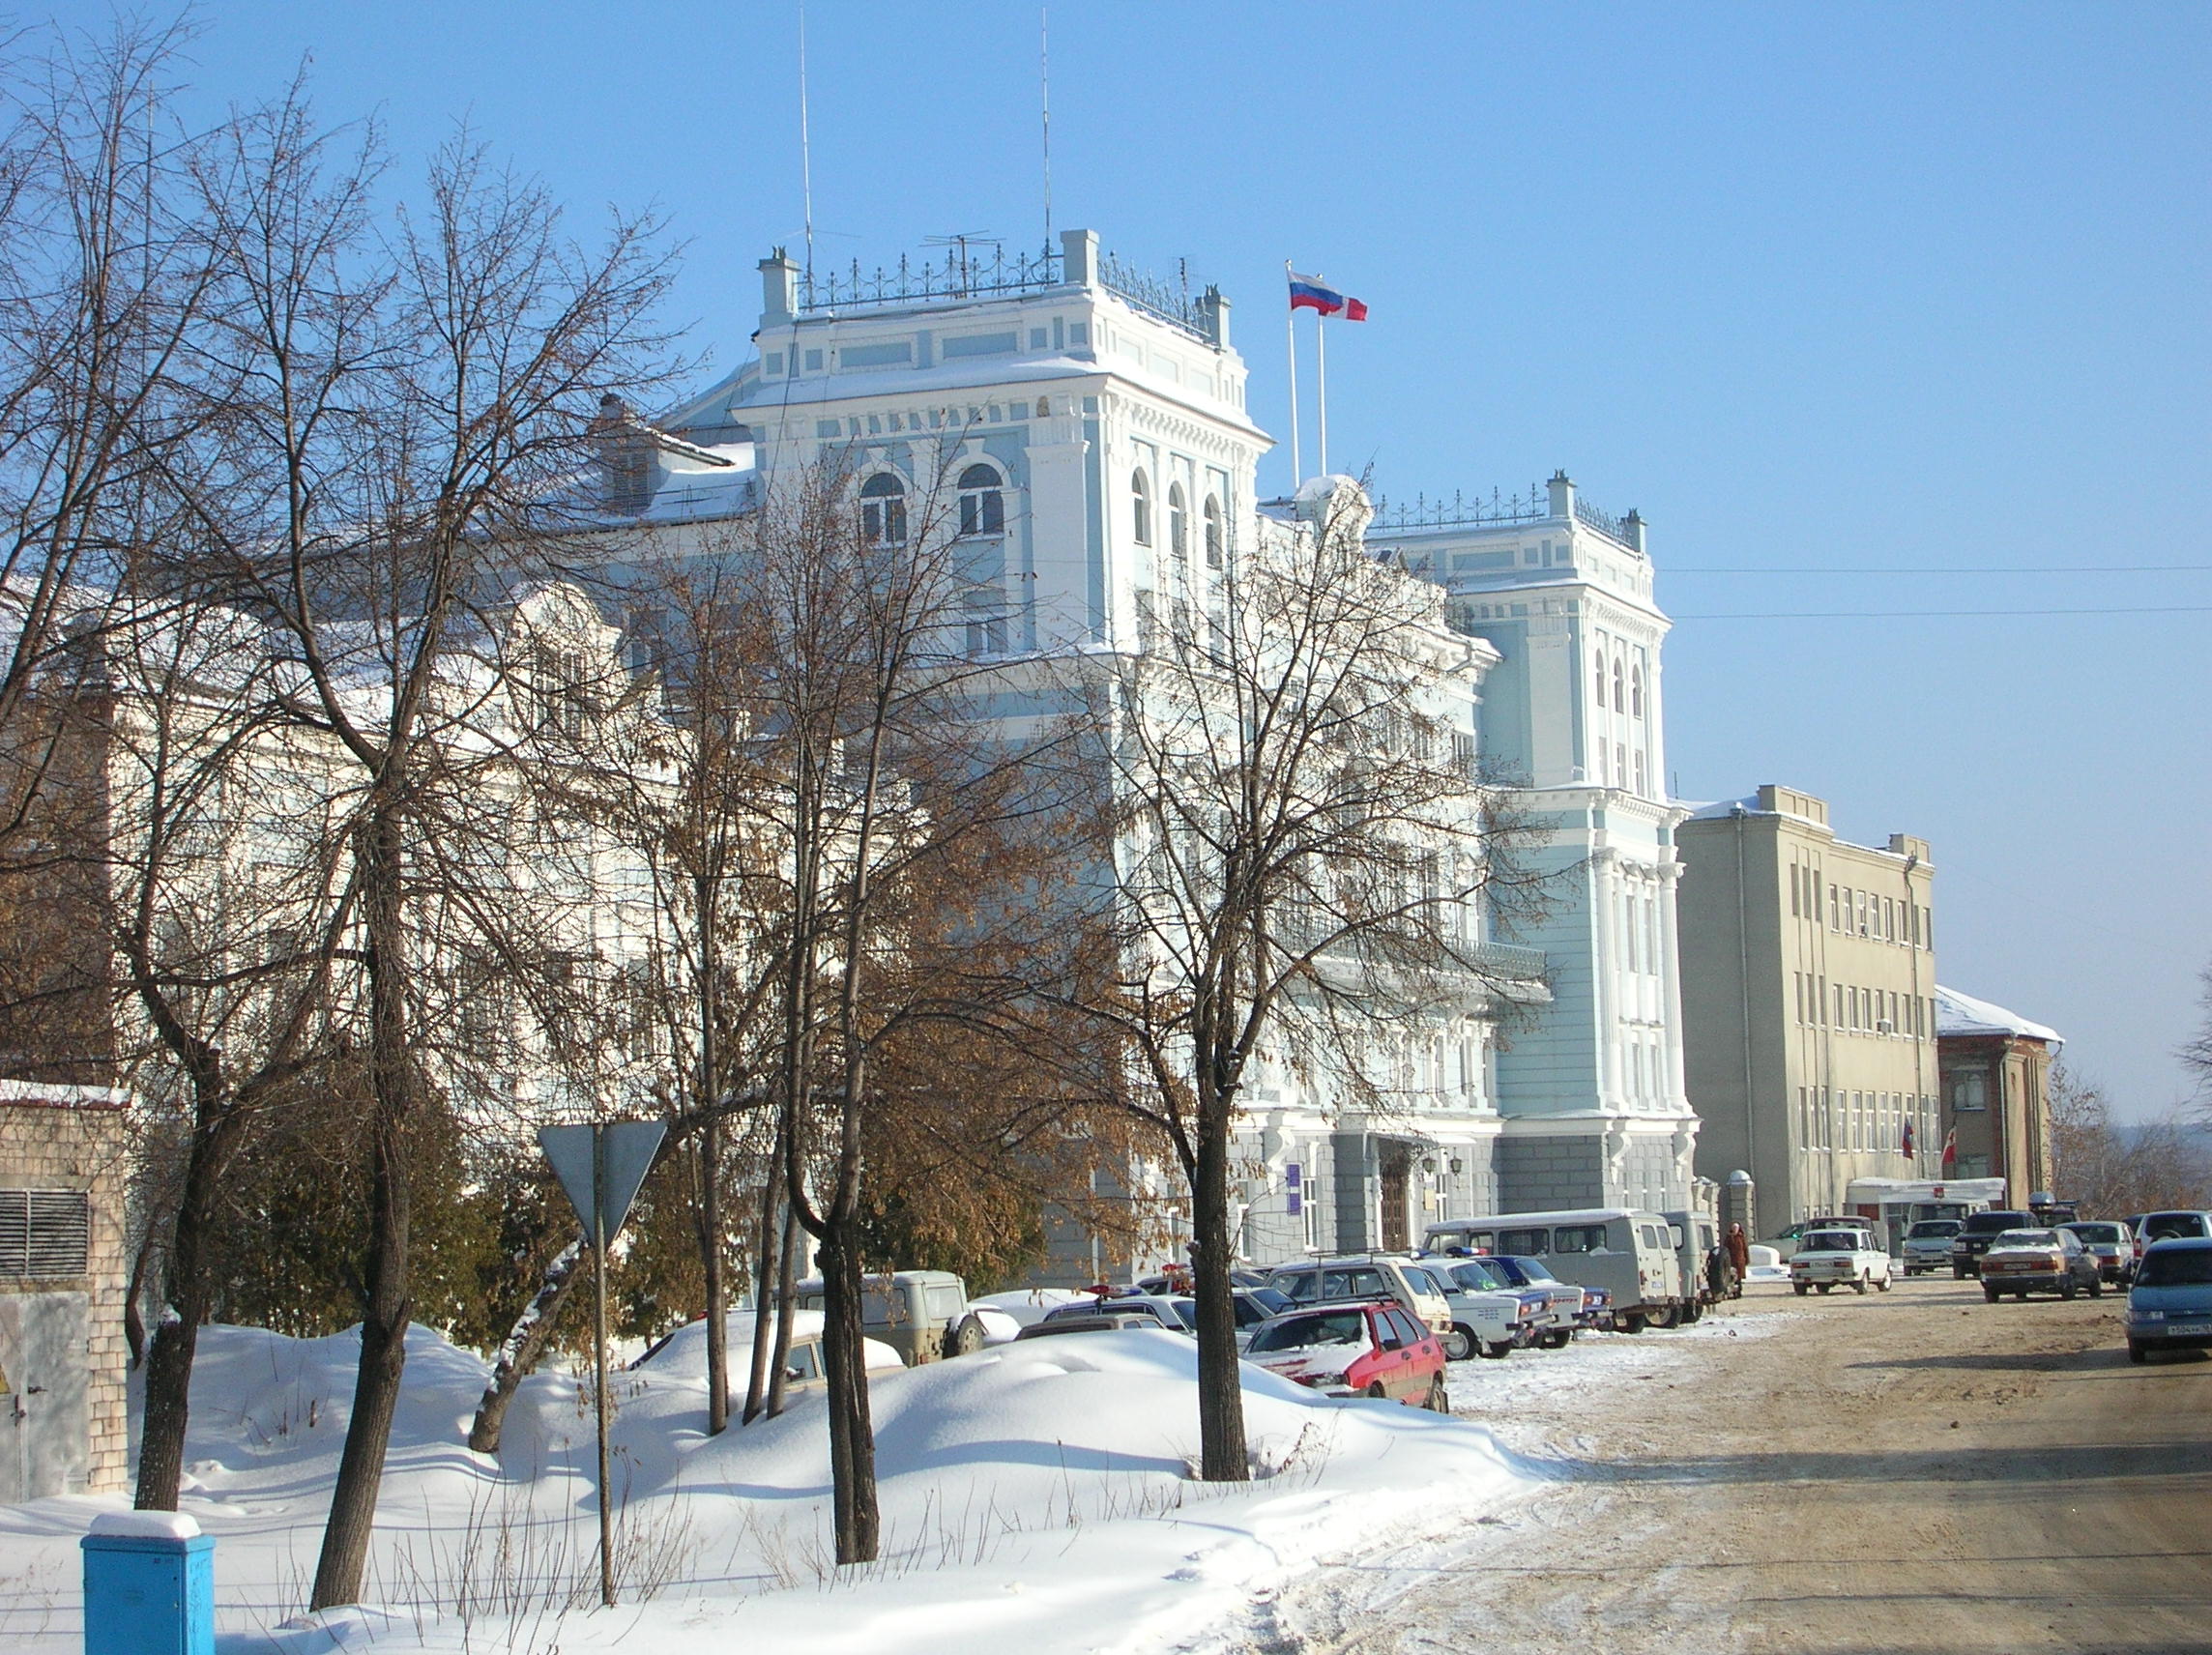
[1379,1146,1411,1252]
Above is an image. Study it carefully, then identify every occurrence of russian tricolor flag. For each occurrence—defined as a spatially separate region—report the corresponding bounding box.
[1288,270,1368,321]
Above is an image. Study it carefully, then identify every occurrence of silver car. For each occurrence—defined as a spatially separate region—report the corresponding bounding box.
[2059,1220,2136,1286]
[1901,1219,1963,1276]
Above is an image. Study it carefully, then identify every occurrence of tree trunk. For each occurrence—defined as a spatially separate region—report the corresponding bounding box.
[742,1162,778,1424]
[765,1202,800,1418]
[818,1223,880,1564]
[1191,1094,1249,1482]
[698,1114,728,1436]
[467,1240,582,1454]
[312,809,415,1611]
[135,1099,237,1509]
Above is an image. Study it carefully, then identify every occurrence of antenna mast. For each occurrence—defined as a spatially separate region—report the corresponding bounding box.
[799,6,815,281]
[1040,8,1053,252]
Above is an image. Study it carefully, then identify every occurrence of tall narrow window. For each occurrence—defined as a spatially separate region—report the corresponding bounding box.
[1131,469,1151,544]
[1594,650,1608,711]
[1633,750,1646,796]
[1630,663,1644,718]
[1168,483,1189,573]
[1203,495,1224,568]
[859,472,907,546]
[1613,659,1626,711]
[957,462,1004,535]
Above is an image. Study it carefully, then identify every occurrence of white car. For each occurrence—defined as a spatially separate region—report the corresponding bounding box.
[1789,1228,1894,1295]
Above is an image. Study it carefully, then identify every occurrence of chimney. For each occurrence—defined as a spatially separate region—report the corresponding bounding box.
[1196,284,1232,350]
[759,247,800,327]
[1547,469,1575,520]
[1060,227,1098,288]
[1624,508,1647,555]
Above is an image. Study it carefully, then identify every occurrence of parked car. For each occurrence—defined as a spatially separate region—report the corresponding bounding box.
[1425,1258,1544,1359]
[2124,1237,2212,1363]
[1037,1293,1192,1333]
[1951,1209,2037,1278]
[1440,1253,1584,1346]
[1424,1208,1689,1332]
[2129,1211,2212,1272]
[1241,1299,1449,1410]
[1014,1312,1175,1341]
[793,1269,986,1365]
[1265,1256,1455,1343]
[2059,1220,2137,1287]
[1900,1219,1964,1276]
[1979,1228,2100,1300]
[1789,1228,1894,1295]
[1767,1216,1865,1263]
[631,1315,905,1392]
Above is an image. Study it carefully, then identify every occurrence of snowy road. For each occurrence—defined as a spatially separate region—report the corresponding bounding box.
[1238,1278,2212,1655]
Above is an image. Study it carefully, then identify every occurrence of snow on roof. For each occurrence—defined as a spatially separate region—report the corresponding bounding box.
[1936,984,2063,1050]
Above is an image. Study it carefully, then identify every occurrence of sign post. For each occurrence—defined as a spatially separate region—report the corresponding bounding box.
[538,1119,666,1608]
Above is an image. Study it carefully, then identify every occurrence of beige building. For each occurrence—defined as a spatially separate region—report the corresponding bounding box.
[0,1083,131,1497]
[1676,786,1939,1232]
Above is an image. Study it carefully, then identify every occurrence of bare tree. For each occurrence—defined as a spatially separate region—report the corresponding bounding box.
[2182,964,2212,1110]
[1060,476,1543,1482]
[2050,1061,2212,1217]
[174,86,677,1607]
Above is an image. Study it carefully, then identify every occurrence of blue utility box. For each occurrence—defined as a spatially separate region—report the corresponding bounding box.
[81,1513,214,1655]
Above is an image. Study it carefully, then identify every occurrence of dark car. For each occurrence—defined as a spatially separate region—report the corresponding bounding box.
[1952,1209,2036,1278]
[2125,1238,2212,1362]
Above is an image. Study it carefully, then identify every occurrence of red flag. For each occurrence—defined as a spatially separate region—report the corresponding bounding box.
[1940,1128,1958,1170]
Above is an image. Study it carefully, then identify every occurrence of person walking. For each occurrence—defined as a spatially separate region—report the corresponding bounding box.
[1724,1222,1751,1298]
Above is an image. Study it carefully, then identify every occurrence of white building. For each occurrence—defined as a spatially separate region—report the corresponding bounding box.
[619,229,1693,1258]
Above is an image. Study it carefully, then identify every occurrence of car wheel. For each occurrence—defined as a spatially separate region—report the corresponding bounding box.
[1479,1340,1512,1359]
[1984,1285,2001,1303]
[1648,1303,1680,1329]
[1620,1314,1647,1334]
[2061,1280,2078,1301]
[1877,1274,1891,1292]
[2087,1278,2103,1299]
[1793,1283,1809,1296]
[1366,1381,1389,1400]
[1539,1329,1572,1350]
[1425,1376,1450,1413]
[1816,1283,1832,1294]
[1442,1327,1473,1362]
[2128,1341,2147,1364]
[946,1315,988,1358]
[1854,1274,1869,1295]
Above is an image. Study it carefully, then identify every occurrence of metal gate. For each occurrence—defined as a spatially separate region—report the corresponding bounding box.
[0,1292,90,1501]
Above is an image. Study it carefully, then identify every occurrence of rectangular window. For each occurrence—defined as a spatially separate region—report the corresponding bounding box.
[1829,885,1841,929]
[1790,865,1801,917]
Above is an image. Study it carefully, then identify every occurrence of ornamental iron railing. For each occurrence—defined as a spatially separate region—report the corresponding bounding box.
[1369,486,1551,534]
[796,241,1214,341]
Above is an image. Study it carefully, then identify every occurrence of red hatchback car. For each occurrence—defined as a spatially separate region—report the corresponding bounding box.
[1243,1298,1450,1411]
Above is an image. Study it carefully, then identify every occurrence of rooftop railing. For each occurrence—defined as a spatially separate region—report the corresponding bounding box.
[1369,486,1551,534]
[796,242,1214,341]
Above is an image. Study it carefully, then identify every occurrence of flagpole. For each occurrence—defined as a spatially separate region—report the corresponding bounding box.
[1316,311,1328,477]
[1284,264,1301,486]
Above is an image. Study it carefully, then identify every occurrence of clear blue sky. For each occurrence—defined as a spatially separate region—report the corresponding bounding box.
[91,0,2211,1118]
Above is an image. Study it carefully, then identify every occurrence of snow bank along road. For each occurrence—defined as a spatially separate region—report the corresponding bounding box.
[1255,1276,2212,1655]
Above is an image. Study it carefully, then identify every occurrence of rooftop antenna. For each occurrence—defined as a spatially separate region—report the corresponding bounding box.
[798,5,815,282]
[924,232,999,295]
[1040,7,1053,253]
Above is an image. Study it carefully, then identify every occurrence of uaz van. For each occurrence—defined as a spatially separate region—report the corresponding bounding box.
[1422,1207,1688,1332]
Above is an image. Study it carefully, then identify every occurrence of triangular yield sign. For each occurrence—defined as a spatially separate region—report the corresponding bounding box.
[538,1120,667,1243]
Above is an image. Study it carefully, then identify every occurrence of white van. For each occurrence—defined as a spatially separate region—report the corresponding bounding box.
[1423,1207,1689,1332]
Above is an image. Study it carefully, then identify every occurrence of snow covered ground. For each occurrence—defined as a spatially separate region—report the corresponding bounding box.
[0,1316,1543,1655]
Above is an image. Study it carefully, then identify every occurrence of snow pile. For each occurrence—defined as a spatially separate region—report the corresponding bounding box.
[0,1320,1533,1655]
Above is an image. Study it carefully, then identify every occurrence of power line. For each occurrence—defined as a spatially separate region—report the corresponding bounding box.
[1669,565,2212,575]
[1674,605,2212,620]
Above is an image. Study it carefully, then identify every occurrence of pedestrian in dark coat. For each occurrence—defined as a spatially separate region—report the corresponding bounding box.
[1724,1223,1751,1296]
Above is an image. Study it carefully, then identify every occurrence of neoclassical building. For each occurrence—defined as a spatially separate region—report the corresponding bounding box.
[618,229,1695,1262]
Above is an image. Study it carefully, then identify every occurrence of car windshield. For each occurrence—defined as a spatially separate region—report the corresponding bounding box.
[1501,1257,1560,1285]
[2065,1224,2124,1244]
[1907,1221,1960,1239]
[2137,1248,2212,1288]
[1967,1212,2033,1234]
[1994,1230,2057,1248]
[1447,1261,1511,1292]
[1802,1233,1864,1252]
[1248,1310,1369,1353]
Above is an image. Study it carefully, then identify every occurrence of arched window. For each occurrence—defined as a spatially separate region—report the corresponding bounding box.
[1613,659,1626,712]
[859,472,906,546]
[1131,470,1151,545]
[1630,664,1644,718]
[957,462,1004,536]
[1168,483,1189,570]
[1593,651,1607,711]
[1203,495,1224,568]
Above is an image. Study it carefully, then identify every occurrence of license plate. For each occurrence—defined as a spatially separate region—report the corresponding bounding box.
[2167,1322,2212,1336]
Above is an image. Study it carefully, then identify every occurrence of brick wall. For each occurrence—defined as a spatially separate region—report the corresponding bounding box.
[1497,1134,1604,1212]
[0,1091,131,1493]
